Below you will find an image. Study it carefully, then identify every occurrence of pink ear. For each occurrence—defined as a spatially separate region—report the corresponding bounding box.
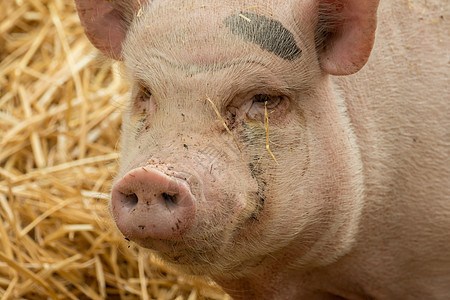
[316,0,380,75]
[75,0,143,60]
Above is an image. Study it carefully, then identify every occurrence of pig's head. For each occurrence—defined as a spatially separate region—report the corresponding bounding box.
[76,0,378,277]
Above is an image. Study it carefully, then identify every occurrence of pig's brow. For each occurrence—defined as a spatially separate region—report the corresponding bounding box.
[142,53,270,75]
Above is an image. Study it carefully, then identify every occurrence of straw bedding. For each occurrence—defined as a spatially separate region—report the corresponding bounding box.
[0,0,229,298]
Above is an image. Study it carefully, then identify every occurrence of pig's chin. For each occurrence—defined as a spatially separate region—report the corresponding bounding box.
[132,232,233,272]
[132,238,203,265]
[131,211,263,276]
[135,241,259,277]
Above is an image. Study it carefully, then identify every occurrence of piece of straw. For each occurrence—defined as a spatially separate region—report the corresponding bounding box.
[264,101,279,165]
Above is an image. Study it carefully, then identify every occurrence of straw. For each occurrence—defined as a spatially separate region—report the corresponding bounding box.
[264,101,278,166]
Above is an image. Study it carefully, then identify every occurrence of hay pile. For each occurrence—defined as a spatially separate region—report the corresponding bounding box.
[0,0,228,298]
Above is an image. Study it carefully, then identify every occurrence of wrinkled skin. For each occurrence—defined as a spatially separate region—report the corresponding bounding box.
[75,0,450,298]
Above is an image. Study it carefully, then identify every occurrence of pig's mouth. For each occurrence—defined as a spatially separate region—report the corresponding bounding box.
[132,238,196,263]
[131,225,235,267]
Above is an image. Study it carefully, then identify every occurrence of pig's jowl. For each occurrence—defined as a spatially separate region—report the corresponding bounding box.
[75,0,450,299]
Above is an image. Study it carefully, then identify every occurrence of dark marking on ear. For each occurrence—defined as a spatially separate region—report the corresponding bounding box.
[224,12,302,61]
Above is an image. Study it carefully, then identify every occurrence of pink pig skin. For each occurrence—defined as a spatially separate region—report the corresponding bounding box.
[75,0,450,299]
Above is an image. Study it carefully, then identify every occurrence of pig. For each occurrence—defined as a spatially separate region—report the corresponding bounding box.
[75,0,450,298]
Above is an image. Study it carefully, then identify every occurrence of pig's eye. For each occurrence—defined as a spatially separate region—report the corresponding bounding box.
[252,94,282,108]
[138,87,152,101]
[133,85,156,115]
[245,93,286,121]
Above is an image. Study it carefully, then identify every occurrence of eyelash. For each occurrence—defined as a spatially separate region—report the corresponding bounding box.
[252,94,283,107]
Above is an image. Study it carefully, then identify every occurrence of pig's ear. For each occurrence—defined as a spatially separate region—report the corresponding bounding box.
[315,0,380,75]
[74,0,144,60]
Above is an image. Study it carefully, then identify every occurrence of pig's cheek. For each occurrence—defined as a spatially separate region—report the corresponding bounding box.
[203,155,259,223]
[247,162,267,221]
[186,136,262,233]
[238,123,268,214]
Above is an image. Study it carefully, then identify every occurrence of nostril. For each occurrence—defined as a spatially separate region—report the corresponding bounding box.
[121,193,138,208]
[161,192,177,205]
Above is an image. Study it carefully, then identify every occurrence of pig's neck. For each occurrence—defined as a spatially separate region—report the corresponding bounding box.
[212,264,349,300]
[213,270,301,300]
[210,251,372,300]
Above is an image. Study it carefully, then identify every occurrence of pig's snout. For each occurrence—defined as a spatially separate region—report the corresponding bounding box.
[111,166,196,241]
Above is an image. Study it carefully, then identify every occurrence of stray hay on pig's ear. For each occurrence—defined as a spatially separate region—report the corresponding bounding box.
[74,0,147,60]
